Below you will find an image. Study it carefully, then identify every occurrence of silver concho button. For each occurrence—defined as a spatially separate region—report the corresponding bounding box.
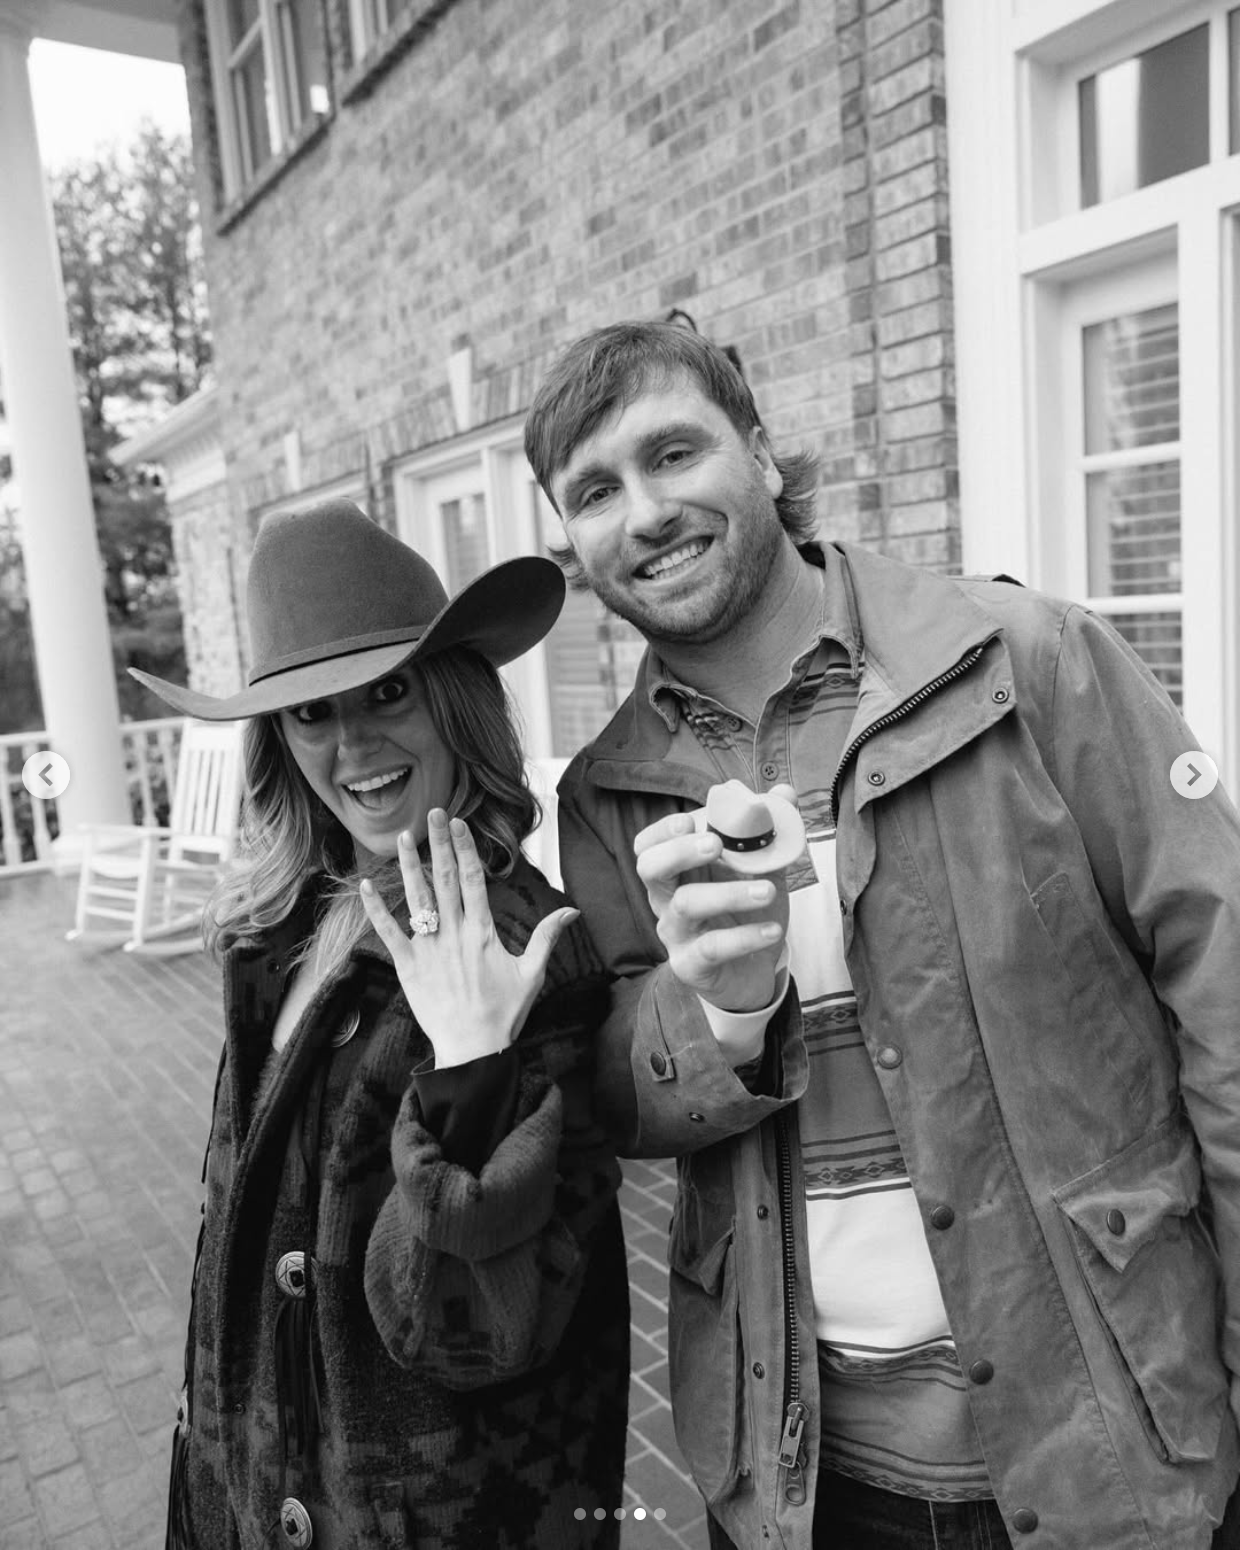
[279,1496,313,1546]
[331,1010,361,1049]
[274,1250,307,1298]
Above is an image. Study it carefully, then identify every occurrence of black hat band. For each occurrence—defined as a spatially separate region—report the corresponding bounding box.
[709,824,775,853]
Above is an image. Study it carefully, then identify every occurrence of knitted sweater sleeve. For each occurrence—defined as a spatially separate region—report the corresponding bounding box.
[362,910,620,1390]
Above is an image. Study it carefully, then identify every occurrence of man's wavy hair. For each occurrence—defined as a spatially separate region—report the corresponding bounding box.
[523,320,820,586]
[204,649,539,982]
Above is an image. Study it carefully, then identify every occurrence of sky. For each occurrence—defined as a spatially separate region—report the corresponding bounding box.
[28,39,191,171]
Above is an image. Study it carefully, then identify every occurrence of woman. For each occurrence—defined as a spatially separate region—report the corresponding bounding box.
[132,499,629,1550]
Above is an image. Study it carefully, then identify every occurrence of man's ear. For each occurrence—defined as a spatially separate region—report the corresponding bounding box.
[750,427,784,500]
[544,529,589,590]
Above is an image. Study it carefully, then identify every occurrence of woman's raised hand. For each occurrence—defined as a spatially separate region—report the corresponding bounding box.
[360,808,578,1068]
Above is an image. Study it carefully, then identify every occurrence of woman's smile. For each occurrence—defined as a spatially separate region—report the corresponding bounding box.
[341,765,413,812]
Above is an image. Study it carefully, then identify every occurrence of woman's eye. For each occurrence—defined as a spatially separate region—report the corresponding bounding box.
[292,701,330,726]
[372,677,407,705]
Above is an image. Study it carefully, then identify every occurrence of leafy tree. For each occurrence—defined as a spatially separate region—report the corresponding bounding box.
[0,517,43,732]
[0,122,213,734]
[53,123,212,444]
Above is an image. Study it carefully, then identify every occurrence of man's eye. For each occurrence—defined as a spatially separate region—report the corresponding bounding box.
[578,485,612,510]
[658,446,691,468]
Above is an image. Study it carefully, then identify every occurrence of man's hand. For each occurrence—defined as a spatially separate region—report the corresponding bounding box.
[633,786,795,1013]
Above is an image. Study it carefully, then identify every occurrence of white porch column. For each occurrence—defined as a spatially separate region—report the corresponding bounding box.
[0,6,130,846]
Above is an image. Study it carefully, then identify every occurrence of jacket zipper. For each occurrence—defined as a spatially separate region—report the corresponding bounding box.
[827,645,988,826]
[776,1111,808,1505]
[773,642,988,1504]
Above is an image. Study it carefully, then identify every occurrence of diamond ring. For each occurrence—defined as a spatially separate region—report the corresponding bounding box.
[410,907,440,937]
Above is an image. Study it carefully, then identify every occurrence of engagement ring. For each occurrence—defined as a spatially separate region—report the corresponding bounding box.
[410,907,440,937]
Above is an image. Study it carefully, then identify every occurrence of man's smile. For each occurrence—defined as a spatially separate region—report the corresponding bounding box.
[636,538,712,581]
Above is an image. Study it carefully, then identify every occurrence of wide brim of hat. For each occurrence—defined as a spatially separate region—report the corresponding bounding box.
[130,555,565,721]
[692,788,806,874]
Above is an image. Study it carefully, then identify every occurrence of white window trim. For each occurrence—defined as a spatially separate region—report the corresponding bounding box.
[949,0,1240,785]
[392,418,558,762]
[1048,2,1221,224]
[1012,0,1206,62]
[1048,259,1187,731]
[1019,0,1237,234]
[204,0,326,200]
[346,0,393,62]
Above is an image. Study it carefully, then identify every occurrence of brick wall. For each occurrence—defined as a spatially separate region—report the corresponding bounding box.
[828,0,957,571]
[176,0,956,577]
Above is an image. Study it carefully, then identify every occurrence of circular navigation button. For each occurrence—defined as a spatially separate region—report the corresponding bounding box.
[22,751,70,800]
[1170,751,1219,800]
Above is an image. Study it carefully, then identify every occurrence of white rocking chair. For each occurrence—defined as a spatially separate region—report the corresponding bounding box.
[67,719,244,956]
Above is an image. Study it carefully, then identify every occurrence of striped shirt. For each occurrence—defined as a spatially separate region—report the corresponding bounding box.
[648,548,991,1500]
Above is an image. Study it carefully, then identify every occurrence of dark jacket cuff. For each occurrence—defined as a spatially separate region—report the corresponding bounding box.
[412,1046,520,1175]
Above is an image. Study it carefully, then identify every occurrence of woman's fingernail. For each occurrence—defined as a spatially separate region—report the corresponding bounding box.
[399,829,413,849]
[429,808,447,829]
[748,882,774,902]
[449,816,467,835]
[697,835,717,856]
[360,878,374,897]
[760,922,782,940]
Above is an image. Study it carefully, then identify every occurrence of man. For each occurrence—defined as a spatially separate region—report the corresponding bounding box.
[523,321,1240,1550]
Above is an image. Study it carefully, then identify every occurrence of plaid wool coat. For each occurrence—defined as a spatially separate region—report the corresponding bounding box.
[170,858,629,1549]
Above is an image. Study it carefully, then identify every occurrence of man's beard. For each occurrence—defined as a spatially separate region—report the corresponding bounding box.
[579,498,787,647]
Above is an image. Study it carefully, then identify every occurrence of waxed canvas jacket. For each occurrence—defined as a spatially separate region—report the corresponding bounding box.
[558,541,1240,1550]
[173,858,629,1550]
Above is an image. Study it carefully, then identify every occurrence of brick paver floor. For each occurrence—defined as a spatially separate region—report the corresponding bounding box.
[0,872,708,1550]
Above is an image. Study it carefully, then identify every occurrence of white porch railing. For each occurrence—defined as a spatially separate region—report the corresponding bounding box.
[0,717,187,875]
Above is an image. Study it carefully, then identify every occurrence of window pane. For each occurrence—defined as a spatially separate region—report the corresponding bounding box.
[277,0,330,123]
[1107,611,1183,706]
[1079,24,1209,206]
[1086,462,1181,597]
[1083,303,1178,455]
[232,45,274,179]
[530,483,646,756]
[437,494,490,594]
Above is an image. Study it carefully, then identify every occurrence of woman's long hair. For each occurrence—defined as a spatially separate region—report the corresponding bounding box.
[205,648,539,981]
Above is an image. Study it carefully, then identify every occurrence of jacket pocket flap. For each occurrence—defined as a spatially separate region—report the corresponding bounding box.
[1053,1116,1200,1274]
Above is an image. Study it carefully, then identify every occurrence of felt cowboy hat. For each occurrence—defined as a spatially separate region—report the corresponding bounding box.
[692,779,806,874]
[129,498,565,720]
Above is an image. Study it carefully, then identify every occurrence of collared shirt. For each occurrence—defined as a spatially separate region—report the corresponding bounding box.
[650,545,990,1501]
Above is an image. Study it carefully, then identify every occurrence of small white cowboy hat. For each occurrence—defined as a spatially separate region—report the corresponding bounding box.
[692,780,806,874]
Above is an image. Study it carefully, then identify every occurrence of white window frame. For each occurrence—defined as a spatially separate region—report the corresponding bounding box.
[347,0,396,60]
[949,0,1240,786]
[1039,253,1189,710]
[1039,2,1230,226]
[392,418,557,761]
[204,0,329,199]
